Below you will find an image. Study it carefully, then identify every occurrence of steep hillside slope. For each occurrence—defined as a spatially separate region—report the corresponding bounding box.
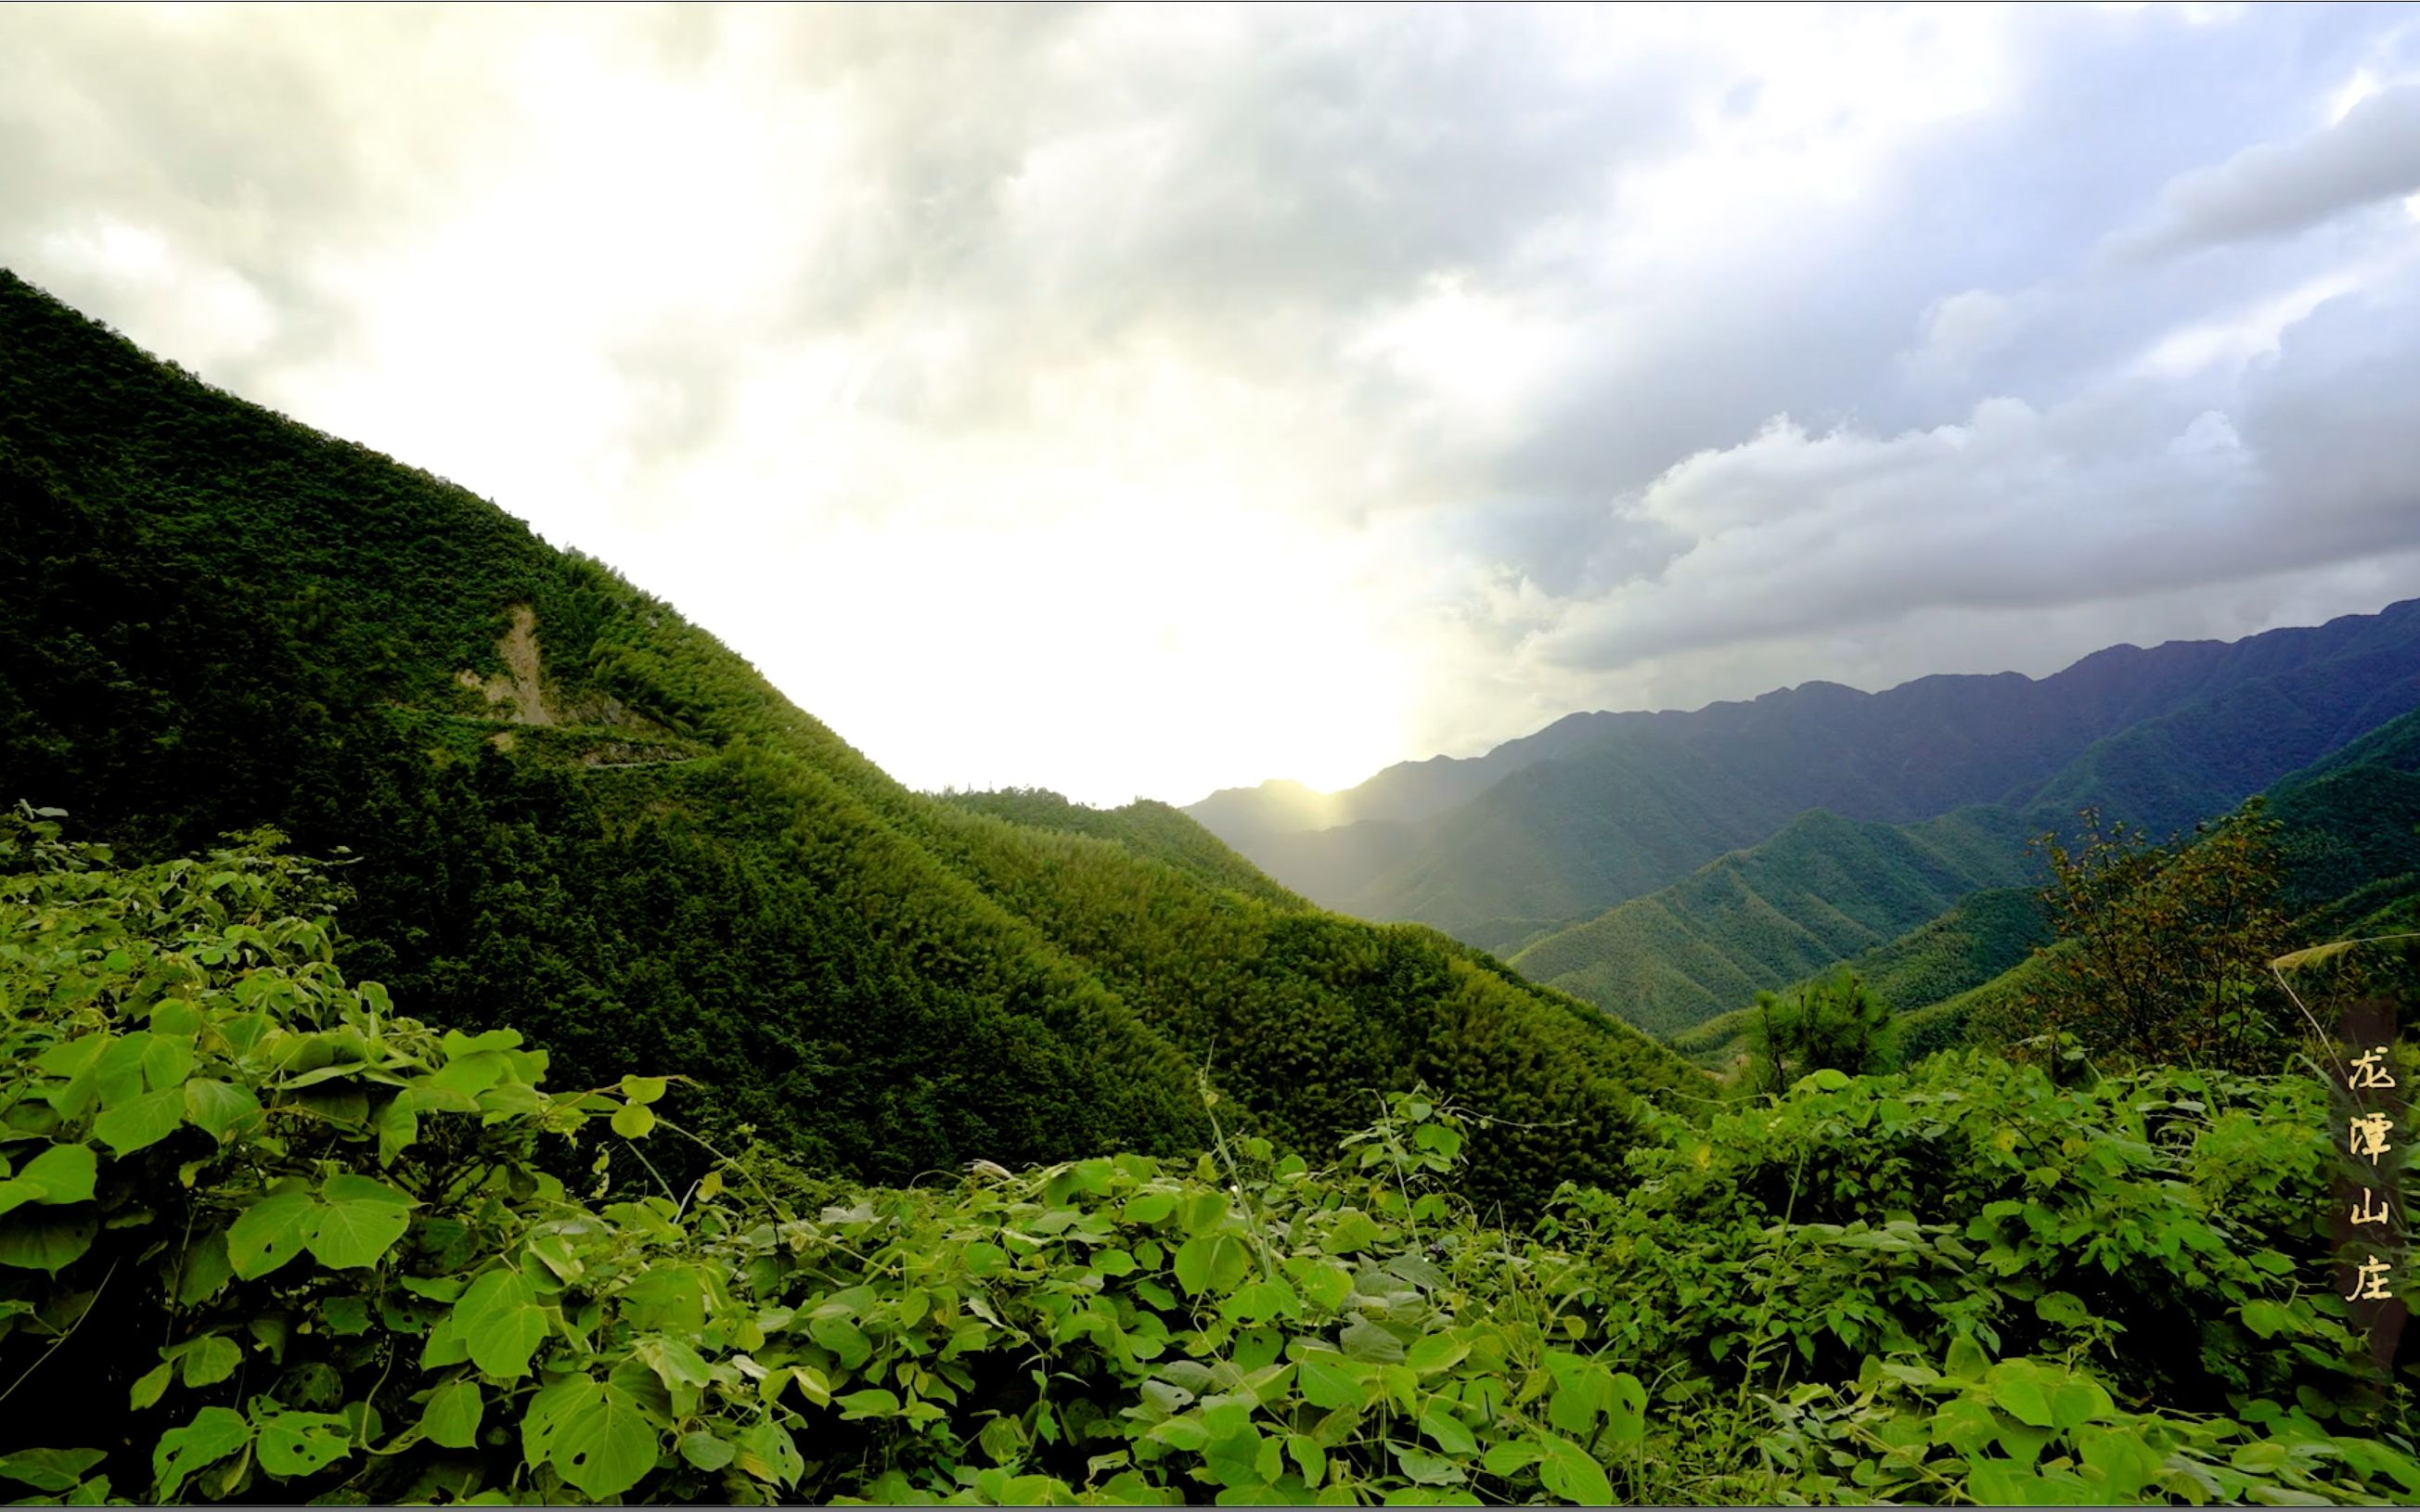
[1199,602,2420,938]
[1507,806,2037,1036]
[0,270,1699,1210]
[1845,709,2420,1065]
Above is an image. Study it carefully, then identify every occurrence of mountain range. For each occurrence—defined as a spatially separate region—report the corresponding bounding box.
[1189,596,2420,1036]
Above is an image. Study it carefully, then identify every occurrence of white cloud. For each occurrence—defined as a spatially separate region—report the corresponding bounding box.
[4,2,2418,805]
[1901,288,2028,385]
[2108,83,2420,262]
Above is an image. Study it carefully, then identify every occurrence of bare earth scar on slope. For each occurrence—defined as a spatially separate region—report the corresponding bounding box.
[455,605,555,726]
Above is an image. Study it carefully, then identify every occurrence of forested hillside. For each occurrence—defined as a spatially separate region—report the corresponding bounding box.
[1508,807,2037,1037]
[1193,602,2420,943]
[0,269,1697,1213]
[1787,707,2420,1068]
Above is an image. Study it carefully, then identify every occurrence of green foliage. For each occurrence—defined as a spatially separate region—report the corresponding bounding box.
[1975,802,2292,1074]
[4,829,2416,1506]
[1540,1050,2420,1500]
[1741,970,1897,1095]
[1672,889,2051,1070]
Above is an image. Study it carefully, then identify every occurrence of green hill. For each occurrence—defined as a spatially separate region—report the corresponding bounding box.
[0,268,1700,1212]
[1667,885,2053,1066]
[1506,805,2037,1037]
[1834,708,2420,1064]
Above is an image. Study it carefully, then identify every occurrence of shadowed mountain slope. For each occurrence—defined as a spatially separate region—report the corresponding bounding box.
[1195,602,2420,942]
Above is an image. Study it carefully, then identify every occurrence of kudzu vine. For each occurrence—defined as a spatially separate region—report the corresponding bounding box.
[2,817,2415,1505]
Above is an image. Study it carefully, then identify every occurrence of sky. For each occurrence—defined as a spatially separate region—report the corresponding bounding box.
[6,2,2420,807]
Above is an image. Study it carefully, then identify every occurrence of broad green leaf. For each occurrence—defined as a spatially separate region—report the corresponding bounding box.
[442,1028,523,1059]
[808,1314,872,1369]
[2076,1425,2161,1499]
[1284,1258,1353,1313]
[153,1407,251,1501]
[619,1075,667,1105]
[320,1297,371,1336]
[226,1191,320,1280]
[1987,1361,2056,1429]
[255,1411,351,1478]
[1204,1427,1268,1488]
[1946,1334,1990,1381]
[622,1266,707,1331]
[635,1334,714,1390]
[1392,1443,1466,1486]
[1181,1190,1230,1237]
[129,1362,174,1411]
[611,1101,656,1139]
[2050,1378,2114,1430]
[93,1085,185,1155]
[1122,1191,1177,1224]
[1480,1442,1544,1476]
[1144,1416,1210,1451]
[2240,1299,2294,1340]
[1295,1353,1364,1411]
[838,1389,902,1418]
[522,1377,660,1499]
[425,1051,506,1101]
[678,1431,734,1471]
[419,1380,484,1450]
[1339,1317,1405,1364]
[1546,1360,1606,1436]
[0,1210,97,1273]
[1322,1210,1383,1254]
[1174,1234,1250,1298]
[454,1269,547,1379]
[183,1080,263,1144]
[519,1376,589,1467]
[1604,1371,1647,1443]
[177,1335,242,1388]
[1536,1437,1611,1506]
[140,1034,195,1093]
[0,1448,105,1493]
[1968,1459,2066,1506]
[371,1094,417,1167]
[309,1175,414,1269]
[176,1229,233,1305]
[12,1145,97,1206]
[1419,1404,1477,1457]
[740,1420,804,1490]
[1223,1277,1298,1324]
[1287,1433,1326,1491]
[1405,1335,1470,1376]
[93,1036,150,1108]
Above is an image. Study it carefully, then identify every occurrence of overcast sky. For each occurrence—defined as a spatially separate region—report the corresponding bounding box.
[7,3,2420,805]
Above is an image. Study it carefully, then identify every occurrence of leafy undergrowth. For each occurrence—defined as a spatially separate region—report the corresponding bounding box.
[1,820,2414,1505]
